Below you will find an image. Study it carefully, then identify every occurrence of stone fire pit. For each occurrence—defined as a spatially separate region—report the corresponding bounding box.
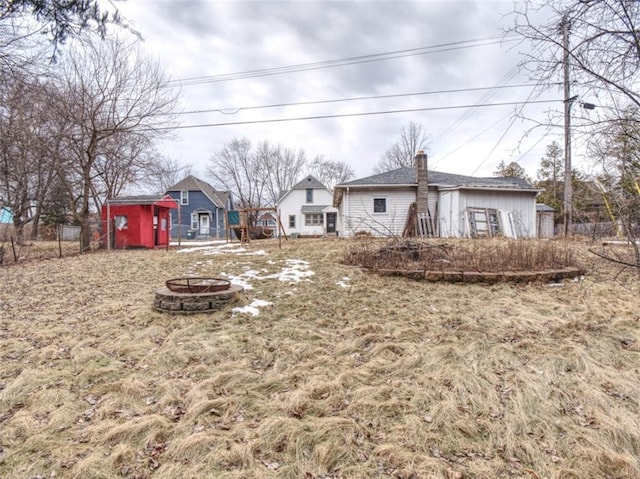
[155,277,244,314]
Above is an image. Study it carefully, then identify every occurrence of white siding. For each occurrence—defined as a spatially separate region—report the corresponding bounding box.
[277,187,334,236]
[340,188,416,237]
[455,190,538,238]
[437,190,460,237]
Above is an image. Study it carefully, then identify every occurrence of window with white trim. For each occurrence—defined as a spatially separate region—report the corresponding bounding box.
[180,190,189,205]
[373,198,387,213]
[305,213,323,226]
[191,213,198,229]
[306,188,313,203]
[289,215,296,228]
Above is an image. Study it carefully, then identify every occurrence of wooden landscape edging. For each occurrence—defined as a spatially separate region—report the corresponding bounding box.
[371,266,584,283]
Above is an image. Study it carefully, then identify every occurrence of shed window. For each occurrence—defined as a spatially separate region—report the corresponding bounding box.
[305,213,323,226]
[180,191,189,205]
[373,198,387,213]
[115,215,128,230]
[289,215,296,228]
[306,188,313,203]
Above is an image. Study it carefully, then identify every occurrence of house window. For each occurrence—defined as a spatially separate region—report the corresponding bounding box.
[305,214,323,226]
[191,213,198,229]
[306,188,313,203]
[180,191,189,205]
[114,215,128,230]
[373,198,387,213]
[289,215,296,228]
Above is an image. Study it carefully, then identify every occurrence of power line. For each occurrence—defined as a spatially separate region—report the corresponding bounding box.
[432,111,513,167]
[154,99,561,131]
[431,67,521,148]
[177,83,548,116]
[469,79,544,176]
[168,34,520,86]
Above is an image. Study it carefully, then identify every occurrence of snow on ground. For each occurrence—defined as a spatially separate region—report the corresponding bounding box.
[219,260,314,290]
[232,299,274,316]
[336,276,351,288]
[176,241,318,312]
[175,242,269,256]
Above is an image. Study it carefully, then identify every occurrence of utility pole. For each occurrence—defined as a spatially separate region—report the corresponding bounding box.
[562,14,573,238]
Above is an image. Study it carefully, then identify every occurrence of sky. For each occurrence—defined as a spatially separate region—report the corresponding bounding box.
[114,0,568,183]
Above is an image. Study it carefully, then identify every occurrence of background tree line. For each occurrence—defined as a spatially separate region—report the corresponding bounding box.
[0,1,185,251]
[207,138,355,210]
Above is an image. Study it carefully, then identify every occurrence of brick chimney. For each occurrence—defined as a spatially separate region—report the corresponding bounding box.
[415,150,428,214]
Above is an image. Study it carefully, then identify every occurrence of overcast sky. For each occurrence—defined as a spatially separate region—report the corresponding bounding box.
[115,0,567,182]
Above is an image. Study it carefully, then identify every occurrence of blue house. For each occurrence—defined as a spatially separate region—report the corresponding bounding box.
[165,175,233,239]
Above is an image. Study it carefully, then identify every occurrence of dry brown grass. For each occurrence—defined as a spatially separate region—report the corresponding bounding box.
[343,238,579,274]
[1,238,639,478]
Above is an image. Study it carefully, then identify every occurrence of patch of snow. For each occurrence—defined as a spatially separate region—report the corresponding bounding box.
[336,276,351,288]
[233,299,274,316]
[242,249,268,256]
[261,259,315,283]
[171,240,226,247]
[219,273,254,290]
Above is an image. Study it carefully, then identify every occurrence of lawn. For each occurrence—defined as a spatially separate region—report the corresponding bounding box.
[0,238,639,479]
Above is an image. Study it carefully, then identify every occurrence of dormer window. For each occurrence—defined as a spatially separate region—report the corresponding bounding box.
[306,188,313,203]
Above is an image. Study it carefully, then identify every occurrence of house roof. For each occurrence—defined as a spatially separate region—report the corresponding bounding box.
[536,203,556,212]
[105,195,178,209]
[337,166,538,190]
[276,175,330,205]
[291,175,328,190]
[301,205,330,213]
[166,175,229,209]
[333,166,539,207]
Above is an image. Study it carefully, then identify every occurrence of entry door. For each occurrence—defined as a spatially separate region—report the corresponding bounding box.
[326,213,337,234]
[199,214,210,236]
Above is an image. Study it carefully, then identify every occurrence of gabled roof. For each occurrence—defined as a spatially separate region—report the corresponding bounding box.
[166,175,229,209]
[337,166,537,190]
[277,175,331,205]
[291,175,328,190]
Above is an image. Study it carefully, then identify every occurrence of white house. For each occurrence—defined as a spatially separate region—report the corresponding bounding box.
[277,176,338,237]
[333,153,541,238]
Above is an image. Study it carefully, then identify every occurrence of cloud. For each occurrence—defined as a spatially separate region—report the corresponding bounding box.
[116,1,562,181]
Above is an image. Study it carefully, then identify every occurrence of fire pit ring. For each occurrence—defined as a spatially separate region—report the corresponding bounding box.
[166,277,231,294]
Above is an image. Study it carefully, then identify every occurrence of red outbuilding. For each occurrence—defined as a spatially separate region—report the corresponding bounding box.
[101,195,178,249]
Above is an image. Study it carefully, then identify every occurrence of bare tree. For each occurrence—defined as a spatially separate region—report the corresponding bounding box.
[258,141,307,205]
[49,36,177,251]
[510,0,640,111]
[207,137,265,211]
[589,107,640,272]
[0,73,60,243]
[0,0,123,51]
[307,156,355,191]
[141,152,193,195]
[373,122,431,173]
